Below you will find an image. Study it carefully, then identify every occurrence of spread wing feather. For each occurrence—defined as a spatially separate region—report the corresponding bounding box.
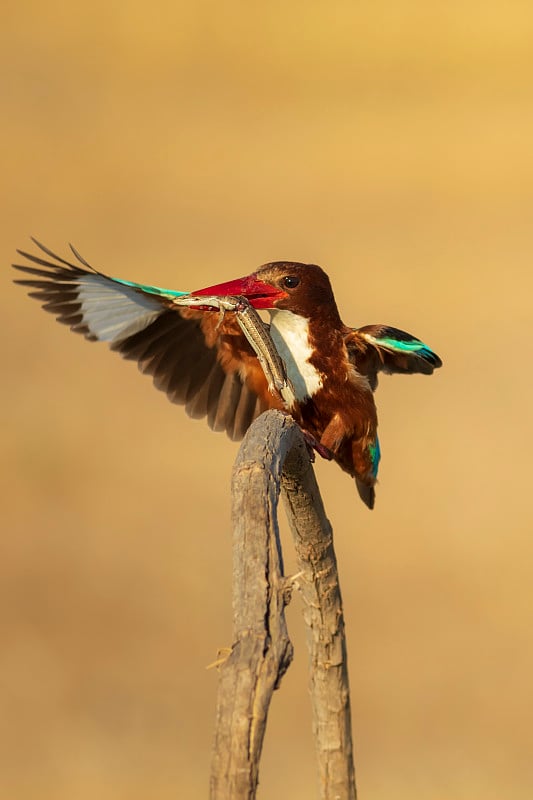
[13,239,269,440]
[345,324,442,390]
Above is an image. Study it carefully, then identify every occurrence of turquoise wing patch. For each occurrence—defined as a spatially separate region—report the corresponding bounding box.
[358,325,442,371]
[113,276,190,299]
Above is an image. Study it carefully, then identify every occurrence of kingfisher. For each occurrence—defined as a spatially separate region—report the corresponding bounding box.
[13,239,442,508]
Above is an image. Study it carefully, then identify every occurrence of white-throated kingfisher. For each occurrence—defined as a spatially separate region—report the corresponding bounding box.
[14,240,442,508]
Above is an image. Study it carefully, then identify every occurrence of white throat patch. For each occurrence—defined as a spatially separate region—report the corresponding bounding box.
[269,309,323,402]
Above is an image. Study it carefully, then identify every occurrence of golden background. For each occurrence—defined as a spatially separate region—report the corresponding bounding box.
[2,2,532,797]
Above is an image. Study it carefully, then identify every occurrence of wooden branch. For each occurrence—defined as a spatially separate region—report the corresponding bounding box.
[281,432,357,800]
[209,410,295,800]
[210,409,356,800]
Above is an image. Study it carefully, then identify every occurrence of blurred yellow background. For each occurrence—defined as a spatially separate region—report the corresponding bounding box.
[2,2,532,798]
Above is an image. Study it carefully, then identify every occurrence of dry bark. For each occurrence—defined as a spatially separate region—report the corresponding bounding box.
[210,410,356,800]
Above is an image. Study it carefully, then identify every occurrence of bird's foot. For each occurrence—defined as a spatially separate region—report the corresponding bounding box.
[301,430,334,462]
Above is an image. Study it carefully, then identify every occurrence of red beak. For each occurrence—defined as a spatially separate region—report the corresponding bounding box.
[191,274,287,310]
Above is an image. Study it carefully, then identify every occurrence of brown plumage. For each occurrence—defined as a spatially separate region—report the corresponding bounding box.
[13,241,442,507]
[192,261,442,507]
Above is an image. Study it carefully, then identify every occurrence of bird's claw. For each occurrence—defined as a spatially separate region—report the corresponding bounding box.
[302,430,334,461]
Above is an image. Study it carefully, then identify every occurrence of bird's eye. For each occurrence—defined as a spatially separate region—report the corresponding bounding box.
[283,276,300,289]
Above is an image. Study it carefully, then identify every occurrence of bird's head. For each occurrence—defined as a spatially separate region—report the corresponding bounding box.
[192,262,339,320]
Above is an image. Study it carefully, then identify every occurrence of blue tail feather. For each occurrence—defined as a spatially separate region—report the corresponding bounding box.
[368,435,381,479]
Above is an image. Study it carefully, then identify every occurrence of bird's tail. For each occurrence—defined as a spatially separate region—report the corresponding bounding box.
[354,434,380,509]
[355,478,375,510]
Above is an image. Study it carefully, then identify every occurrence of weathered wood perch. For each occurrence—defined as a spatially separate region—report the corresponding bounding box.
[210,409,356,800]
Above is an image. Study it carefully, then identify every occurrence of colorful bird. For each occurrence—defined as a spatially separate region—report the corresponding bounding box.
[13,239,442,508]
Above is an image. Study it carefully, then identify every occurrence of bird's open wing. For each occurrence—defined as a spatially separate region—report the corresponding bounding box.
[345,324,442,390]
[13,239,271,440]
